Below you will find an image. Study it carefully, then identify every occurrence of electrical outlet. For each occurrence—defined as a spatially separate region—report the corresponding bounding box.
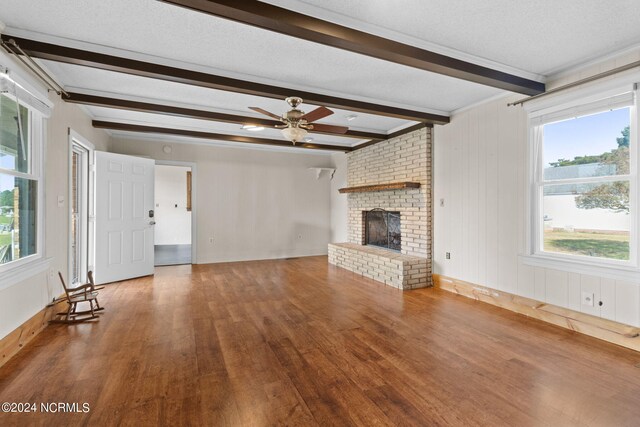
[445,252,450,259]
[582,291,595,307]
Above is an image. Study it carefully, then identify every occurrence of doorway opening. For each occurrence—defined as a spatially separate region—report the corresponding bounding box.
[154,164,193,266]
[69,131,94,285]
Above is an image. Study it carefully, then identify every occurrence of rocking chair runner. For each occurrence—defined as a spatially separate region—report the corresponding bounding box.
[52,271,105,324]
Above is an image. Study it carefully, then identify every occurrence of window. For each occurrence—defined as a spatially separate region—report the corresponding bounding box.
[529,89,637,269]
[0,89,43,270]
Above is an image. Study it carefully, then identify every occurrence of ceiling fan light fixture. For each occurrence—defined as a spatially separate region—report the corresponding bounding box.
[251,97,347,142]
[281,126,308,144]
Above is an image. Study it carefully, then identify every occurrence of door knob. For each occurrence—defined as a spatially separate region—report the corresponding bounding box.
[149,221,156,225]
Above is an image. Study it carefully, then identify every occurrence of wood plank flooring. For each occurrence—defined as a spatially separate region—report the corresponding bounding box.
[1,256,640,426]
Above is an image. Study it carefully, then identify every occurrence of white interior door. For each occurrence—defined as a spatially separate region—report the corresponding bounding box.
[94,151,155,284]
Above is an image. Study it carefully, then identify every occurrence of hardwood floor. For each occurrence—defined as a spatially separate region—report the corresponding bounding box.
[1,256,640,426]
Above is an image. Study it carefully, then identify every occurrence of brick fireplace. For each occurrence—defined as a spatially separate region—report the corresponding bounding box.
[329,127,432,289]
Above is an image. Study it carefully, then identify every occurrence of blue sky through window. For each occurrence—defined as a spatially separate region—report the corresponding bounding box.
[543,107,630,168]
[0,156,17,193]
[0,156,16,194]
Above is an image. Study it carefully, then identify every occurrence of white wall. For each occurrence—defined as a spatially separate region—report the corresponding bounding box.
[110,139,333,263]
[329,152,348,243]
[0,79,110,339]
[154,165,192,245]
[434,49,640,327]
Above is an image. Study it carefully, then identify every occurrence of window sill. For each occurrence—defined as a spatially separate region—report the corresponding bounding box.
[520,254,640,282]
[0,257,52,292]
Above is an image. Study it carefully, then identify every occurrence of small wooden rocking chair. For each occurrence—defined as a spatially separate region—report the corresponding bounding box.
[51,271,105,324]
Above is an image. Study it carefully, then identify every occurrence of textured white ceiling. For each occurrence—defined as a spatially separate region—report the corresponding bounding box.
[0,0,503,113]
[268,0,640,75]
[86,106,362,146]
[40,61,411,133]
[107,130,343,155]
[0,0,638,151]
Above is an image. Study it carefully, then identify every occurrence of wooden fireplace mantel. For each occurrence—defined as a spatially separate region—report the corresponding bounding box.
[338,182,421,194]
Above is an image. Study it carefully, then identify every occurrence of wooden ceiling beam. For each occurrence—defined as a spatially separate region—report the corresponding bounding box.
[160,0,545,96]
[92,120,353,152]
[1,35,448,124]
[66,92,385,141]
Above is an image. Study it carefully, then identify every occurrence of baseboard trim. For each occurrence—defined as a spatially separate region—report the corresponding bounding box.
[433,274,640,352]
[0,296,66,369]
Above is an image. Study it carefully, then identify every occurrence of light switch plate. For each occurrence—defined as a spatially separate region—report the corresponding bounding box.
[581,291,595,307]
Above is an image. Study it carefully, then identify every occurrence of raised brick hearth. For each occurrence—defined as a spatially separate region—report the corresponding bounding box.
[328,243,428,289]
[329,127,433,289]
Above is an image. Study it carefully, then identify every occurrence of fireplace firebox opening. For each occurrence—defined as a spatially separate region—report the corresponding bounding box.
[364,209,401,251]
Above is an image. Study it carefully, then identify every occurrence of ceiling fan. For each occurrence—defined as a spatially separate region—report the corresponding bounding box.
[249,97,349,144]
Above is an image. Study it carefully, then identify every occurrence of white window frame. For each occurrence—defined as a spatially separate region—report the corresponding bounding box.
[0,79,49,290]
[522,76,640,281]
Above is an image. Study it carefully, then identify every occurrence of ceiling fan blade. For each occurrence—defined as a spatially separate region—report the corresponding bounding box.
[301,106,333,123]
[310,123,349,134]
[249,107,282,121]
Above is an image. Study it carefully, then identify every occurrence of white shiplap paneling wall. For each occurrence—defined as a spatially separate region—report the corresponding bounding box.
[433,49,640,327]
